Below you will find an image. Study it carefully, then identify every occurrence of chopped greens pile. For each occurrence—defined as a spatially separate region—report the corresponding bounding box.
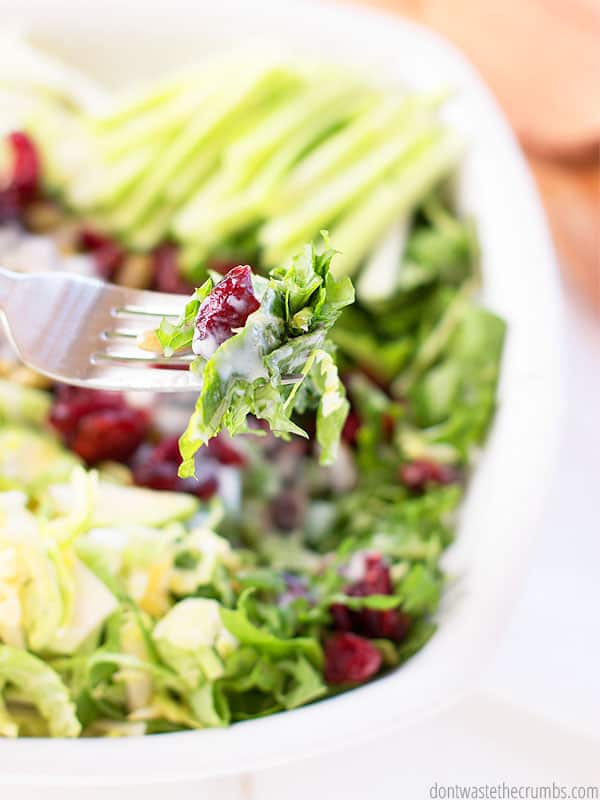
[0,42,507,739]
[153,239,353,477]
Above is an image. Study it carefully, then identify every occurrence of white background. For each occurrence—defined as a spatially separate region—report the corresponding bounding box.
[10,283,599,799]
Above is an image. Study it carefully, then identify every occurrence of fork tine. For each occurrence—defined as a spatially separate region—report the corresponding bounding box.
[84,363,203,392]
[112,305,182,320]
[92,351,195,366]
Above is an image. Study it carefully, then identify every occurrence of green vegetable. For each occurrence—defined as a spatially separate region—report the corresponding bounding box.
[0,427,80,492]
[166,240,353,477]
[0,646,81,737]
[220,592,323,668]
[0,379,51,427]
[0,48,508,738]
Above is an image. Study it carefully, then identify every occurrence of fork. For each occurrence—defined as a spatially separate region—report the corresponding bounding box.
[0,267,298,393]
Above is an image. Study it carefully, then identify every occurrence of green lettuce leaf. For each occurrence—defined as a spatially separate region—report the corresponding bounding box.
[0,645,81,737]
[167,239,353,477]
[220,591,323,668]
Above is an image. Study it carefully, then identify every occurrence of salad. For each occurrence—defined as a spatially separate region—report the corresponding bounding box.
[0,40,505,738]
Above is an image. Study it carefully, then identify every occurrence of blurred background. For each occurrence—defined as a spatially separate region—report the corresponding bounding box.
[336,0,599,312]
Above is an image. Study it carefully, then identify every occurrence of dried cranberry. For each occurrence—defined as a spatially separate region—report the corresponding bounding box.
[330,602,352,631]
[187,474,219,500]
[347,554,391,597]
[49,387,148,464]
[207,433,246,466]
[78,227,124,279]
[133,458,180,491]
[49,386,124,436]
[399,459,457,492]
[331,554,410,643]
[8,132,40,203]
[341,410,361,446]
[148,435,182,464]
[70,406,149,464]
[270,488,306,532]
[1,132,40,220]
[134,435,181,490]
[356,607,411,642]
[194,265,260,354]
[134,434,219,500]
[324,632,382,685]
[207,257,243,276]
[78,228,111,251]
[152,243,195,295]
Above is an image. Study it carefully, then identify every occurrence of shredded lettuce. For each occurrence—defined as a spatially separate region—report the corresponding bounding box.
[156,240,354,477]
[0,645,81,737]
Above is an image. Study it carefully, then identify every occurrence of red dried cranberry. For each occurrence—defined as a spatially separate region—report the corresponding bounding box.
[134,434,219,500]
[152,243,195,295]
[331,554,411,643]
[148,435,182,464]
[324,633,382,685]
[330,603,352,632]
[49,386,124,437]
[270,488,306,532]
[356,607,411,642]
[134,435,181,491]
[349,553,394,597]
[133,459,180,492]
[70,406,149,464]
[207,257,243,276]
[49,386,148,464]
[78,227,124,279]
[1,132,40,220]
[207,433,246,467]
[194,265,260,352]
[341,410,361,446]
[188,474,219,500]
[8,132,40,203]
[399,459,457,492]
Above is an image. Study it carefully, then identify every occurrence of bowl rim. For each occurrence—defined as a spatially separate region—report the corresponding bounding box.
[0,0,564,785]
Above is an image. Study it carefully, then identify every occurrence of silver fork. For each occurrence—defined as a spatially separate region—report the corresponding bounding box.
[0,268,302,392]
[0,266,200,391]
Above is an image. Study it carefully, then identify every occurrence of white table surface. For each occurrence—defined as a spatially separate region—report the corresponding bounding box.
[9,282,600,798]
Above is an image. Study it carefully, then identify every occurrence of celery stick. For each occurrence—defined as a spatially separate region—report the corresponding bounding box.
[164,147,220,203]
[97,85,208,162]
[356,216,410,305]
[260,115,435,265]
[174,89,374,245]
[275,96,411,209]
[69,144,158,208]
[90,79,188,133]
[327,129,463,278]
[127,205,174,250]
[163,79,297,207]
[174,78,365,238]
[89,53,239,132]
[275,91,448,214]
[180,241,209,278]
[220,77,369,191]
[109,65,300,235]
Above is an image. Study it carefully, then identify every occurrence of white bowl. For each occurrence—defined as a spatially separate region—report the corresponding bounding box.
[0,0,564,786]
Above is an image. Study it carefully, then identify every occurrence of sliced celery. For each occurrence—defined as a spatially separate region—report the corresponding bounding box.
[328,130,463,278]
[260,115,435,266]
[173,88,375,246]
[109,65,300,235]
